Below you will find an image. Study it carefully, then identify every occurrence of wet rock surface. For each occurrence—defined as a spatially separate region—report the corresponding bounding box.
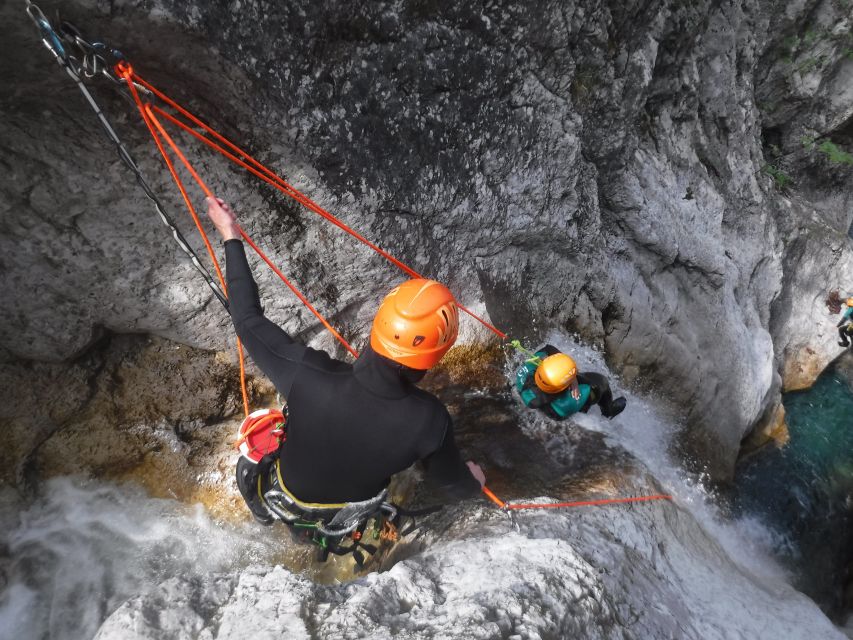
[0,332,267,517]
[834,348,853,390]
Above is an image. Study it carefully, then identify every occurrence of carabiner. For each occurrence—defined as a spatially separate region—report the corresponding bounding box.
[26,2,68,61]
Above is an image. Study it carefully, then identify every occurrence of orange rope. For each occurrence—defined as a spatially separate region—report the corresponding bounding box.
[141,101,357,357]
[132,73,507,340]
[116,62,670,517]
[233,413,278,448]
[118,63,250,417]
[482,486,506,508]
[238,231,358,357]
[482,486,673,511]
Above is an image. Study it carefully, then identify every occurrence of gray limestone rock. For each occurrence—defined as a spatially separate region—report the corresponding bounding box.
[91,494,844,640]
[3,0,852,482]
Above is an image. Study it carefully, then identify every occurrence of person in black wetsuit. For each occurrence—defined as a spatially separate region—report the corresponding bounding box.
[838,297,853,348]
[206,197,485,526]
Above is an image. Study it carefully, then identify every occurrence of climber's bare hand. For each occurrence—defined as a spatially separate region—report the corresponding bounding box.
[206,197,240,241]
[466,461,486,488]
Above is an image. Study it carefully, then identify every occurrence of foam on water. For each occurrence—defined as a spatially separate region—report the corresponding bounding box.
[0,478,282,640]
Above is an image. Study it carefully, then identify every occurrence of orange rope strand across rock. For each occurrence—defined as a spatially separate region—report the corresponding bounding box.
[129,70,508,341]
[482,486,673,511]
[143,104,357,357]
[116,61,674,517]
[118,62,251,417]
[119,60,358,358]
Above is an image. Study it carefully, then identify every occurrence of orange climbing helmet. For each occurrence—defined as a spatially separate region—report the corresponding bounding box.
[370,279,459,370]
[534,353,578,394]
[847,297,853,307]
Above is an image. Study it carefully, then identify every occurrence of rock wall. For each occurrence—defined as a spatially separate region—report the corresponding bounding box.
[3,0,853,478]
[0,333,262,512]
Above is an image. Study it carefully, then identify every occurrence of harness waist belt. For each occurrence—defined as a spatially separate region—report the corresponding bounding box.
[260,459,395,537]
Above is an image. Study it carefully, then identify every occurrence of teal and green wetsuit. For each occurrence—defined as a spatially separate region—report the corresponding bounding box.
[517,355,591,418]
[839,306,853,347]
[516,345,626,420]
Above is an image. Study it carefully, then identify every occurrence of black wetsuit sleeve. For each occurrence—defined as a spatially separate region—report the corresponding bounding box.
[224,239,308,397]
[421,413,481,500]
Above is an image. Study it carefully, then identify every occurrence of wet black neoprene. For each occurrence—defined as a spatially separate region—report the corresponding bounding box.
[224,239,480,504]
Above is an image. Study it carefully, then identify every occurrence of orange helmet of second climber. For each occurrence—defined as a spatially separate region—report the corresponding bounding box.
[371,279,459,370]
[535,353,578,394]
[847,298,853,307]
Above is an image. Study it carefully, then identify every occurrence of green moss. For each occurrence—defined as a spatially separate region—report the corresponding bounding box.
[781,35,800,63]
[817,140,853,165]
[570,65,599,105]
[763,164,792,189]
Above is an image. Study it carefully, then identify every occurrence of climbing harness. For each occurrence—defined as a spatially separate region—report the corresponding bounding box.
[25,5,674,535]
[256,457,441,566]
[236,411,442,565]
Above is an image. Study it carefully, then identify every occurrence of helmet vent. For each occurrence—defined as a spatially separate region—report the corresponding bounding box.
[412,335,425,347]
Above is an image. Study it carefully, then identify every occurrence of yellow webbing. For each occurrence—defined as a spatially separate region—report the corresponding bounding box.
[275,459,349,510]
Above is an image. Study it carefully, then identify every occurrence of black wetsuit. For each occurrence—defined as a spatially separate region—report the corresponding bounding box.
[225,240,480,510]
[838,314,853,347]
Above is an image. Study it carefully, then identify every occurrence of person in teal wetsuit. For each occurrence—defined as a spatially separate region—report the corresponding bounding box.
[838,297,853,347]
[516,345,626,420]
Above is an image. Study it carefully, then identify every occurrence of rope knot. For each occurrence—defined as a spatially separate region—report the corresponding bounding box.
[114,60,133,79]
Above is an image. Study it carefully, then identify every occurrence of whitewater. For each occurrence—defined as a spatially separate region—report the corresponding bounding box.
[0,332,844,639]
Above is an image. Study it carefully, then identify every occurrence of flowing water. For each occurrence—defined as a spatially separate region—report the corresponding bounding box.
[539,332,794,586]
[735,356,853,621]
[0,479,285,640]
[0,334,848,638]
